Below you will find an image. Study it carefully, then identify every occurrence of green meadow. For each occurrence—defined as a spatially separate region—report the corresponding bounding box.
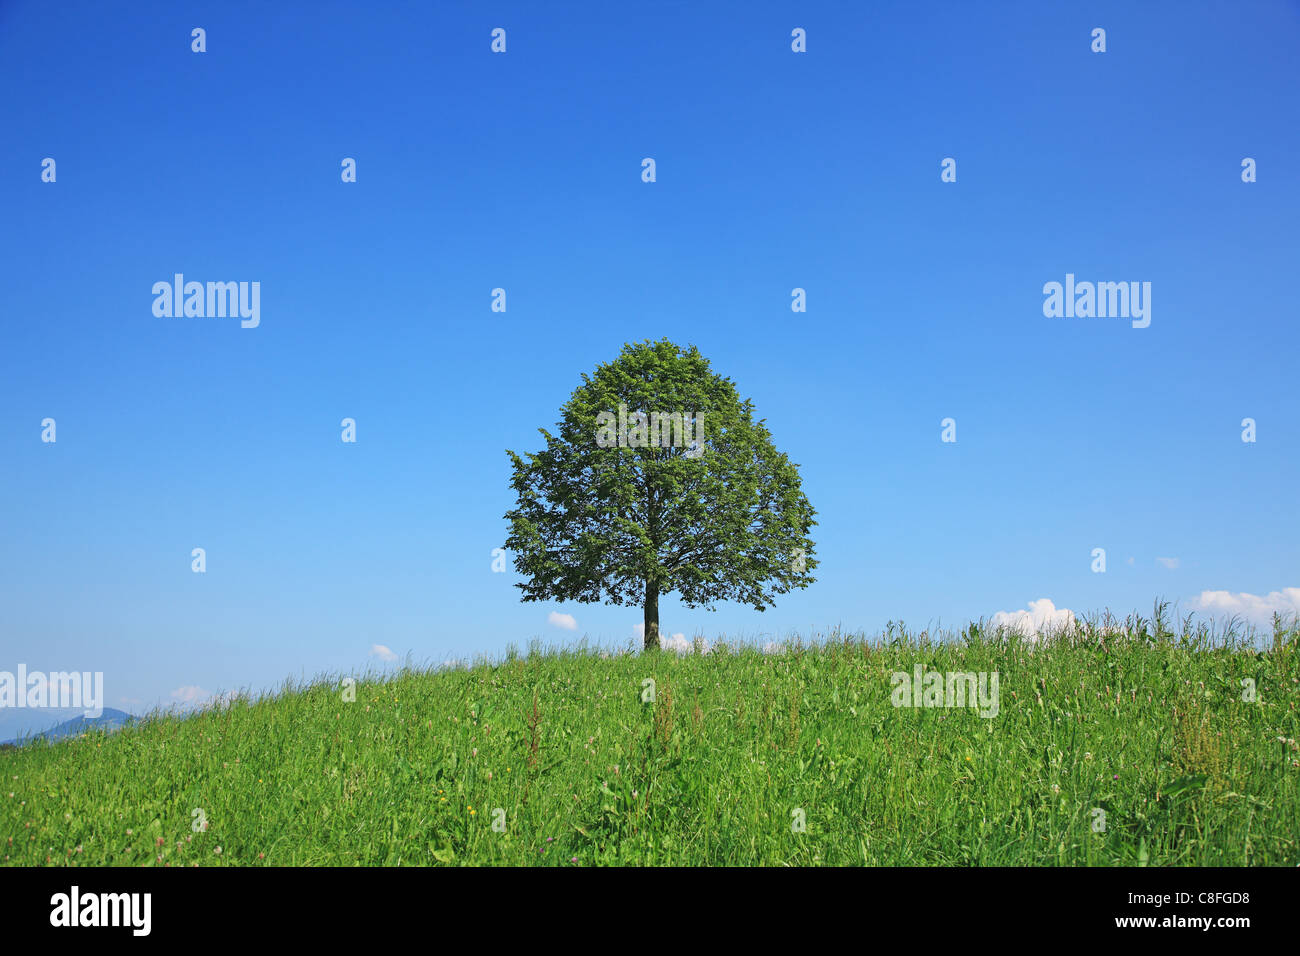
[3,609,1298,866]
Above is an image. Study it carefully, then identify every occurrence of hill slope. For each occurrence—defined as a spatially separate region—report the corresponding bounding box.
[1,708,135,747]
[2,621,1297,866]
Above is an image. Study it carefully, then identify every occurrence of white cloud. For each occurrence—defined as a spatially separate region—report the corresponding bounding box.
[660,633,692,654]
[169,686,235,711]
[635,623,705,653]
[1156,557,1180,569]
[1189,587,1300,624]
[170,685,211,706]
[548,611,577,631]
[369,644,398,662]
[989,598,1076,640]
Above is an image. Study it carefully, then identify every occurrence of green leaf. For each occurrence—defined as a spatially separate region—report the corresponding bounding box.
[1163,773,1209,799]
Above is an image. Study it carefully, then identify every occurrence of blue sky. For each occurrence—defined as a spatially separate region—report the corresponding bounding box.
[2,0,1298,726]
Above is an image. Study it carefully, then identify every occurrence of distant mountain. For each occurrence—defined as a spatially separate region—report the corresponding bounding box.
[1,707,136,747]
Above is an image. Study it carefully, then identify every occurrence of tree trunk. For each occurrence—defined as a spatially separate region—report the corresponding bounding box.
[643,581,660,650]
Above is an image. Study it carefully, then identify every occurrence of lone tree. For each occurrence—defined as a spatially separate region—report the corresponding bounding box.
[504,339,817,650]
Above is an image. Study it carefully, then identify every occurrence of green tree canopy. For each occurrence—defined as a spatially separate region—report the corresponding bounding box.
[504,339,817,650]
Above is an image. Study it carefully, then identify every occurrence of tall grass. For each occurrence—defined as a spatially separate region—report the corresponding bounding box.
[3,608,1297,866]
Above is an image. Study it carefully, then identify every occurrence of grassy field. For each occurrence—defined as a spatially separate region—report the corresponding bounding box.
[3,609,1298,866]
